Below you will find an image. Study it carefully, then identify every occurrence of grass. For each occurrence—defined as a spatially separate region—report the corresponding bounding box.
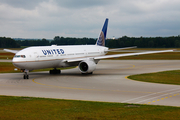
[0,53,14,59]
[128,70,180,85]
[0,96,180,120]
[0,62,19,73]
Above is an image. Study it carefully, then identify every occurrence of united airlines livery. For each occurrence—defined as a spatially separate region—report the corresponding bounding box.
[4,18,174,79]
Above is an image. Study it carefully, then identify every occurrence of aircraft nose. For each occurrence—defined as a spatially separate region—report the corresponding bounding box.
[12,58,19,68]
[12,58,23,69]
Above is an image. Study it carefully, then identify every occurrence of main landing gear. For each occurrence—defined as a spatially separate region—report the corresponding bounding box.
[23,69,29,79]
[81,72,93,75]
[49,68,61,74]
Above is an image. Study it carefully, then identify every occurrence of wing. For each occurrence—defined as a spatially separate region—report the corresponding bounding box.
[94,49,174,60]
[3,49,19,54]
[63,49,174,63]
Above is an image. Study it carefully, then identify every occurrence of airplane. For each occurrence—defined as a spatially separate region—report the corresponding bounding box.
[4,18,174,79]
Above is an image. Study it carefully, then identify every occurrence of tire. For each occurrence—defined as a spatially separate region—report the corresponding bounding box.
[50,69,61,74]
[23,75,26,79]
[27,75,29,79]
[81,72,93,75]
[57,70,61,74]
[49,70,53,74]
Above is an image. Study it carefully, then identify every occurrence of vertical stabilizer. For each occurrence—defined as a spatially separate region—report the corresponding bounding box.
[96,18,109,46]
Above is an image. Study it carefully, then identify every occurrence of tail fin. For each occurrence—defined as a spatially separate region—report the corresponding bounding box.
[96,18,109,46]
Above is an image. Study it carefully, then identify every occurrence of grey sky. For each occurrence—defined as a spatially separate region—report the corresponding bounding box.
[0,0,180,39]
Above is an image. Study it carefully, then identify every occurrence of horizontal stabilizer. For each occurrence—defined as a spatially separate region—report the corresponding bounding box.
[105,46,137,52]
[3,49,19,54]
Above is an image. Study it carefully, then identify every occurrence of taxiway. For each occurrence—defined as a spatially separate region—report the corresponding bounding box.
[0,60,180,107]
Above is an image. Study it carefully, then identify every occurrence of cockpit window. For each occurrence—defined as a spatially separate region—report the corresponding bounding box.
[14,55,26,58]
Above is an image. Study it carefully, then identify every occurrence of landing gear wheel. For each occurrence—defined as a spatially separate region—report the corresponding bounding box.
[50,70,53,74]
[27,75,29,79]
[49,69,61,74]
[23,75,26,79]
[23,75,29,79]
[89,72,93,74]
[81,72,93,75]
[23,70,29,79]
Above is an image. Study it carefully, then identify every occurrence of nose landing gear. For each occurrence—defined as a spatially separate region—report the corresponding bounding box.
[23,69,29,79]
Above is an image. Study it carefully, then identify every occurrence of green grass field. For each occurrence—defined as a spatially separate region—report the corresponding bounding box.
[128,70,180,85]
[0,96,180,120]
[0,62,19,73]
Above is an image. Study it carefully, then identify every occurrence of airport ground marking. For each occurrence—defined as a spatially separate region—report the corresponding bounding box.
[136,90,180,104]
[127,78,180,105]
[124,63,180,105]
[146,93,179,105]
[124,62,168,82]
[122,82,180,104]
[32,63,137,93]
[32,79,154,94]
[123,64,135,69]
[32,62,179,105]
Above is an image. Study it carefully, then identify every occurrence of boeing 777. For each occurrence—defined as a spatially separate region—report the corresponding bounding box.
[4,18,173,79]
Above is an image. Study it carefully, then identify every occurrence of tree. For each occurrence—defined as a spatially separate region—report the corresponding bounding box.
[0,37,20,48]
[148,40,154,48]
[174,40,180,48]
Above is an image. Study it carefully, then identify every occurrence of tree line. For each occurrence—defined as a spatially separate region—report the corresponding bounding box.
[1,36,180,48]
[107,36,180,48]
[0,37,20,48]
[16,38,50,46]
[51,36,96,45]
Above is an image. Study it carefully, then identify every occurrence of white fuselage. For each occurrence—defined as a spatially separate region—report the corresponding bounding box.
[12,45,108,71]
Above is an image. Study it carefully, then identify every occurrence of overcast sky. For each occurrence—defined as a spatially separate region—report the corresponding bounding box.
[0,0,180,39]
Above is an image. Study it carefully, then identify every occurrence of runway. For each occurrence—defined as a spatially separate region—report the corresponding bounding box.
[0,60,180,107]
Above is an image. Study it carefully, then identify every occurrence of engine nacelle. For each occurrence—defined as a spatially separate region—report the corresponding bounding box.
[78,60,96,73]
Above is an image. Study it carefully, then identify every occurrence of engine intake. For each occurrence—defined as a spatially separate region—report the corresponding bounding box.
[79,60,96,73]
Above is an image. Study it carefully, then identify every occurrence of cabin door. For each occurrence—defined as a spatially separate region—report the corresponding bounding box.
[34,52,39,61]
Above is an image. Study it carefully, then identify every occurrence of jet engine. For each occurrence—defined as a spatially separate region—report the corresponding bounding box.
[78,60,96,74]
